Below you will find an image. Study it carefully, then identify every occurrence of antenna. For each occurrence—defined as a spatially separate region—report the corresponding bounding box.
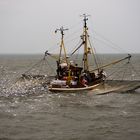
[80,13,90,19]
[55,26,68,36]
[80,14,90,27]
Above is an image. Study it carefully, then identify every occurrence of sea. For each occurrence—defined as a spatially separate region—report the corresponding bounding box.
[0,54,140,140]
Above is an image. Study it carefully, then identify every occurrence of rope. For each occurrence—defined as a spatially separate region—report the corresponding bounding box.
[88,18,130,54]
[88,35,104,67]
[129,63,140,76]
[105,62,128,80]
[93,31,129,53]
[37,60,43,75]
[24,59,44,74]
[88,36,100,71]
[122,64,127,81]
[45,58,56,76]
[105,60,140,81]
[47,22,82,53]
[65,28,82,41]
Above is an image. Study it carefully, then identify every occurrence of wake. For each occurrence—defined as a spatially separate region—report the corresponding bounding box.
[0,77,140,97]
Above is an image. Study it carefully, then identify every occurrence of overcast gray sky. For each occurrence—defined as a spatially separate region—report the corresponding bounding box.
[0,0,140,54]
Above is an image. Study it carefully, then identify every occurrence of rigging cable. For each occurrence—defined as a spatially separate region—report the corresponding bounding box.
[23,59,44,75]
[45,58,56,76]
[89,17,130,54]
[47,22,82,53]
[88,32,104,66]
[88,36,100,71]
[105,62,129,80]
[93,30,130,54]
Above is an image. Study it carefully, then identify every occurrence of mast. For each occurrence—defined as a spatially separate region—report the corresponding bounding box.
[55,26,68,65]
[81,14,90,72]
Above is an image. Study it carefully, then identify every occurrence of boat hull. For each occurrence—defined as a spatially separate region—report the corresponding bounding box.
[48,83,100,93]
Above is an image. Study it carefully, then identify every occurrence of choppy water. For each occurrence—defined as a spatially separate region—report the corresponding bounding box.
[0,54,140,140]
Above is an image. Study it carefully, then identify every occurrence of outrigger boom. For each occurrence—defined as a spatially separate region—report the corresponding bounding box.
[90,54,132,72]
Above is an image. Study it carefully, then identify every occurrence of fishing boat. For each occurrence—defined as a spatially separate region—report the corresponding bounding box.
[42,14,131,92]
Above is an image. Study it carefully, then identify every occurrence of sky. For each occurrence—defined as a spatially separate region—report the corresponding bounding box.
[0,0,140,54]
